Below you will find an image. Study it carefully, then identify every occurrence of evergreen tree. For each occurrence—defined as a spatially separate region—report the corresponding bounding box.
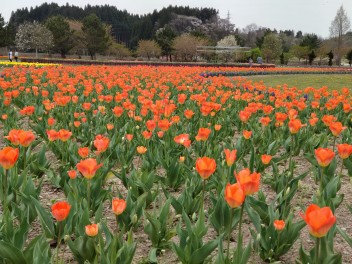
[308,50,316,65]
[346,49,352,67]
[155,26,176,61]
[82,13,109,60]
[327,50,334,66]
[45,16,75,58]
[0,14,6,47]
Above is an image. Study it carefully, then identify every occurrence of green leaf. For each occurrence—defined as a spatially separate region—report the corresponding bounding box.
[30,196,55,238]
[0,241,27,264]
[189,238,218,264]
[337,226,352,247]
[148,248,158,263]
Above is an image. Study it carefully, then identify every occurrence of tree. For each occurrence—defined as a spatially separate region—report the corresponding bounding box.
[217,35,237,62]
[316,40,332,65]
[15,21,54,58]
[261,33,282,63]
[290,45,309,62]
[82,14,109,60]
[308,50,316,65]
[107,43,131,60]
[300,33,321,51]
[155,26,176,61]
[45,16,74,58]
[0,14,6,47]
[136,40,161,60]
[173,33,208,61]
[327,50,334,66]
[346,49,352,66]
[330,5,351,65]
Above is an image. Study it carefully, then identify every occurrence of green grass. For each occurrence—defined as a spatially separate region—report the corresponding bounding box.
[245,74,352,90]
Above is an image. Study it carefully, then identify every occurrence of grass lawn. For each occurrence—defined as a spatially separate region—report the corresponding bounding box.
[245,74,352,90]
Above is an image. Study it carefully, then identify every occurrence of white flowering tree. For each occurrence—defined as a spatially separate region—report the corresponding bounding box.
[15,21,54,58]
[217,35,238,62]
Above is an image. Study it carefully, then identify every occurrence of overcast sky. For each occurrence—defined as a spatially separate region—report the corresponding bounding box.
[2,0,352,38]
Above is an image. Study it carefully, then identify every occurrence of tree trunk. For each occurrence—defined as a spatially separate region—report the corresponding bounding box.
[35,48,38,58]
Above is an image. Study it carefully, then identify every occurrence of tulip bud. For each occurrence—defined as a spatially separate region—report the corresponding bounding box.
[132,214,138,224]
[192,212,197,221]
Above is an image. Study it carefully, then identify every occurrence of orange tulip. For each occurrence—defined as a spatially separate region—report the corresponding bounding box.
[314,148,335,167]
[0,147,19,170]
[235,168,260,195]
[18,130,35,147]
[146,120,156,131]
[158,119,171,131]
[76,158,103,179]
[224,149,237,167]
[142,130,153,140]
[174,134,190,146]
[195,157,216,180]
[261,154,272,165]
[195,127,211,141]
[300,204,336,237]
[51,201,71,222]
[224,183,245,208]
[329,122,346,137]
[260,116,271,126]
[137,146,147,154]
[112,198,127,215]
[288,119,306,134]
[184,109,194,119]
[337,144,352,159]
[5,129,34,146]
[125,134,134,141]
[273,220,285,231]
[58,129,72,142]
[243,130,252,140]
[106,123,114,130]
[85,223,99,237]
[93,135,110,154]
[78,147,90,158]
[67,170,77,179]
[214,124,222,131]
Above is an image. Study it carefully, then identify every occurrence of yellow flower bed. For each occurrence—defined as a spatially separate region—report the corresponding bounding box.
[0,61,61,67]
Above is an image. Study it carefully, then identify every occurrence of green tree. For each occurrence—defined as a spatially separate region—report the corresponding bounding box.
[15,21,54,58]
[346,49,352,66]
[0,14,6,47]
[308,50,316,65]
[45,16,75,58]
[300,34,321,51]
[290,45,309,62]
[82,13,109,60]
[327,50,334,66]
[261,33,282,63]
[155,26,176,61]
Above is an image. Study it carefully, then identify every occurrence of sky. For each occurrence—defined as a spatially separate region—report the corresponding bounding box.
[1,0,352,38]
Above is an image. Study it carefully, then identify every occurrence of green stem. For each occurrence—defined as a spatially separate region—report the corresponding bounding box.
[56,222,62,264]
[226,208,234,260]
[236,202,245,263]
[115,215,119,237]
[3,169,8,216]
[87,180,91,215]
[201,179,206,211]
[315,237,320,264]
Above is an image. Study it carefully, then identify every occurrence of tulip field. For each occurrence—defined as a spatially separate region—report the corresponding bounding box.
[0,64,352,263]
